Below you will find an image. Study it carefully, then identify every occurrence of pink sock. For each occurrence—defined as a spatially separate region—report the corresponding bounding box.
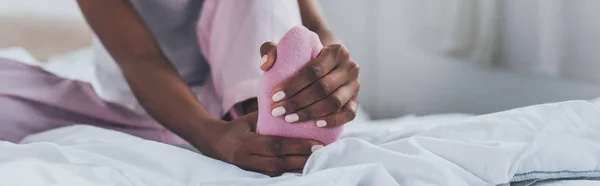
[256,26,343,145]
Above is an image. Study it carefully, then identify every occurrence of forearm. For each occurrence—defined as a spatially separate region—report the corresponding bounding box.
[313,27,340,46]
[298,0,340,45]
[77,0,219,149]
[119,60,219,147]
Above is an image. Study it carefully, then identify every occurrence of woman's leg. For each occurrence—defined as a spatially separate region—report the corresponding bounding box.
[197,0,303,114]
[0,58,172,143]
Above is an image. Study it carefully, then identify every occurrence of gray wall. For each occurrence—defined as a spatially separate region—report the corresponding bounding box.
[321,0,600,119]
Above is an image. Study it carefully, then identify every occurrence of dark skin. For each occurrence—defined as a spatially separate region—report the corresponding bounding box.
[76,0,359,176]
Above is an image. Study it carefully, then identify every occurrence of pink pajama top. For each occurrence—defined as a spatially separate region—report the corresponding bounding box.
[93,0,302,119]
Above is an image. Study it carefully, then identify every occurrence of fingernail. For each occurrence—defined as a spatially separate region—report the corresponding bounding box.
[271,106,286,117]
[272,91,285,102]
[311,145,324,152]
[316,120,327,127]
[285,113,299,123]
[260,55,268,65]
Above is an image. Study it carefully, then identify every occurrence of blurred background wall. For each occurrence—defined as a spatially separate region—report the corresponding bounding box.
[0,0,91,60]
[320,0,600,118]
[2,0,600,119]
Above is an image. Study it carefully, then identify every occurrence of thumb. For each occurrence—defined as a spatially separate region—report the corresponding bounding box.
[259,41,277,71]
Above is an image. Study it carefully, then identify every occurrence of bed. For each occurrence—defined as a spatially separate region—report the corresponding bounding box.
[3,1,600,185]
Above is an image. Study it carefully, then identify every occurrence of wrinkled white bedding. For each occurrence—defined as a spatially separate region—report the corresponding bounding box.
[2,101,600,186]
[536,181,600,186]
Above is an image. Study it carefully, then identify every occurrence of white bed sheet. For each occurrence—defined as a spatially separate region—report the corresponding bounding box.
[2,101,600,186]
[534,180,600,186]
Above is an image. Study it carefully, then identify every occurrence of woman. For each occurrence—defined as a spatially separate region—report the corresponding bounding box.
[0,0,359,176]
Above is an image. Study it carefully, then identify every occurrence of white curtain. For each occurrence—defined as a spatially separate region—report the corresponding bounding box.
[406,0,600,84]
[406,0,499,66]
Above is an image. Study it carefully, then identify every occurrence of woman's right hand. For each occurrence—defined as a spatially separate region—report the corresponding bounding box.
[199,112,323,176]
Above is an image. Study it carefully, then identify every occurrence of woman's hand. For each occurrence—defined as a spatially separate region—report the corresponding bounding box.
[259,42,360,128]
[199,112,323,176]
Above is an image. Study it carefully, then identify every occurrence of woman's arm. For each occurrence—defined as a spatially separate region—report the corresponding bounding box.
[77,0,324,175]
[298,0,340,45]
[76,0,219,149]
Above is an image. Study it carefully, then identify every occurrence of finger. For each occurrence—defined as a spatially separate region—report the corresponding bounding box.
[240,155,308,174]
[249,135,322,156]
[292,80,359,124]
[271,44,350,103]
[270,61,359,122]
[315,96,359,128]
[260,42,277,71]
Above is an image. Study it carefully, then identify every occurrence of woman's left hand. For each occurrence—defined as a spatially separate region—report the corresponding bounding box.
[259,42,360,128]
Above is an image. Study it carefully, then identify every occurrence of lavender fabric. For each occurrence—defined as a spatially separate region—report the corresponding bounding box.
[257,26,343,145]
[0,58,180,143]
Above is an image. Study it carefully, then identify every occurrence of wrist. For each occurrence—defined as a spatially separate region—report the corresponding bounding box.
[309,25,340,45]
[317,30,340,46]
[181,114,225,153]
